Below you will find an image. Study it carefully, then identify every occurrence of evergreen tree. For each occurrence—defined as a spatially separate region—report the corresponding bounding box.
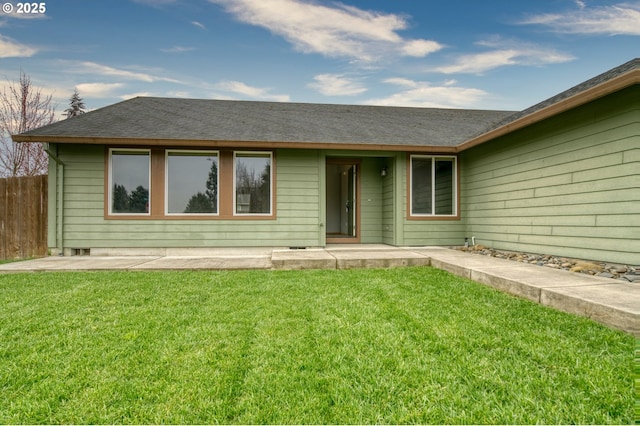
[64,89,85,118]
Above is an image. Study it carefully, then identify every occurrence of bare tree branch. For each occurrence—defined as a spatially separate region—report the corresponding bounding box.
[0,71,56,177]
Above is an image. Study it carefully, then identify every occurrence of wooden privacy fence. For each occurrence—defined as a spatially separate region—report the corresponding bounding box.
[0,175,48,260]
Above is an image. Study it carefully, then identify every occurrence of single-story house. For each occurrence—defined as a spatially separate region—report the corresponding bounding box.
[13,58,639,264]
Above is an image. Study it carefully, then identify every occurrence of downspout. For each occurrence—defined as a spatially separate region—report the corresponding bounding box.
[394,153,405,246]
[43,143,64,255]
[319,151,326,247]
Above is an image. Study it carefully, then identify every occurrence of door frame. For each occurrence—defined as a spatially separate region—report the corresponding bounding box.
[326,158,361,244]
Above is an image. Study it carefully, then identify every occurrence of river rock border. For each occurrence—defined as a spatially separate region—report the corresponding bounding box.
[456,245,640,283]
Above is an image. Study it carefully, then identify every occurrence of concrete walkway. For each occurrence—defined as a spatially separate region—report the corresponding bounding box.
[1,245,637,336]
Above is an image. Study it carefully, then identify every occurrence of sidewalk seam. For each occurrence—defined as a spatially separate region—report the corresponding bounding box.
[126,256,164,270]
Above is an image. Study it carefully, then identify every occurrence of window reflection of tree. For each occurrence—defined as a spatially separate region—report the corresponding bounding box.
[112,184,149,213]
[184,192,213,213]
[183,159,218,213]
[236,161,270,214]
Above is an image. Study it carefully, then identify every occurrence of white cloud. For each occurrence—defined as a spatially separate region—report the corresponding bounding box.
[215,80,290,102]
[192,21,206,30]
[382,77,418,88]
[401,39,442,57]
[160,45,196,53]
[0,34,37,58]
[120,92,153,100]
[520,1,640,36]
[76,83,125,98]
[308,74,367,96]
[433,39,575,74]
[365,79,488,108]
[66,61,182,83]
[208,0,442,62]
[167,91,192,98]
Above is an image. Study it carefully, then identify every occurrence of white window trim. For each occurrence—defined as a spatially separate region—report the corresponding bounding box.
[165,149,220,216]
[410,155,457,217]
[233,151,273,216]
[108,148,151,216]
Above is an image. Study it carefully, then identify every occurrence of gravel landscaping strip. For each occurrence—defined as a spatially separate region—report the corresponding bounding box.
[457,245,640,283]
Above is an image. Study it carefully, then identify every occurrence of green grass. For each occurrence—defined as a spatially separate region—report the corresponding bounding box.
[0,267,634,424]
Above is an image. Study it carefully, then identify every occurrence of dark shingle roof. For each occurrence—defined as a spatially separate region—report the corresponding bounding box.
[17,97,513,148]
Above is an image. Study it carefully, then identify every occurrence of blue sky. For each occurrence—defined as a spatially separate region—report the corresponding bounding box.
[0,0,638,117]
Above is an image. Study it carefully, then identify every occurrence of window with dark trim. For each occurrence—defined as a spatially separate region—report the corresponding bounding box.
[108,149,150,215]
[166,150,219,215]
[410,155,457,217]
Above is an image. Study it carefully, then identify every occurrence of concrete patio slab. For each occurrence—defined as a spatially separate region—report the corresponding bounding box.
[541,283,640,336]
[165,247,275,257]
[130,255,272,270]
[411,247,519,279]
[272,249,336,270]
[326,243,397,251]
[470,265,615,302]
[327,248,429,269]
[0,256,161,271]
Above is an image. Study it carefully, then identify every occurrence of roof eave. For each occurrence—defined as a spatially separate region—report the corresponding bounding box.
[455,67,640,153]
[10,135,458,153]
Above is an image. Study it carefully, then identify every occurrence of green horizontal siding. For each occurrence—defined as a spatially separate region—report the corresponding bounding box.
[57,146,323,249]
[382,160,395,245]
[460,86,640,264]
[59,146,104,230]
[359,158,384,243]
[402,222,466,246]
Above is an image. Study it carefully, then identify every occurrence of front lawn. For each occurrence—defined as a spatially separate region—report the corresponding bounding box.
[0,267,633,424]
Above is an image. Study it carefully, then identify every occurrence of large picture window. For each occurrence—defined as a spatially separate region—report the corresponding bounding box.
[106,148,275,219]
[166,150,218,215]
[109,149,150,215]
[234,152,272,215]
[410,155,457,217]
